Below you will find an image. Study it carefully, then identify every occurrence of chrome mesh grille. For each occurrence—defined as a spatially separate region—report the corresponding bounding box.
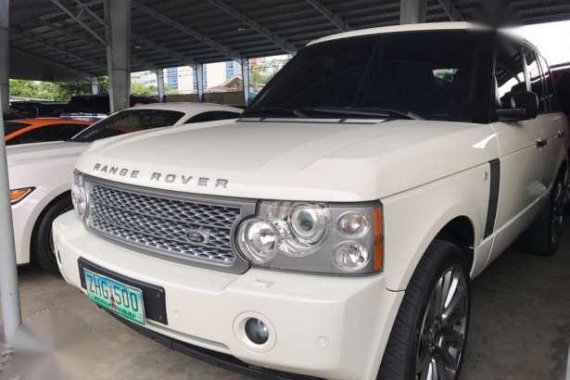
[86,183,241,266]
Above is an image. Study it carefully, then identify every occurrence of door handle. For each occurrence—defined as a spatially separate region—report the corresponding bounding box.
[536,138,548,148]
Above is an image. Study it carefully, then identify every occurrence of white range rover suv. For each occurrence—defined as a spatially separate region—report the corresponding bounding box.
[53,23,569,380]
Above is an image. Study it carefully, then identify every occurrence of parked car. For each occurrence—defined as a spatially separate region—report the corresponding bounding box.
[9,101,67,118]
[4,118,93,145]
[53,23,569,380]
[8,102,242,272]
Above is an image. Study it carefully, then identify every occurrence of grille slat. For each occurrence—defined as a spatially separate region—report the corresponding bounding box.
[86,183,241,266]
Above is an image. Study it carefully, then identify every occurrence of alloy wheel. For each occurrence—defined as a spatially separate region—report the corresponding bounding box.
[416,265,469,380]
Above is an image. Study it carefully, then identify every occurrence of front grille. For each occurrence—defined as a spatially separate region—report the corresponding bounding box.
[86,182,245,268]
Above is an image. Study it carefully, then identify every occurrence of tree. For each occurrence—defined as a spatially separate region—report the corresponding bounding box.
[9,79,92,101]
[131,81,159,97]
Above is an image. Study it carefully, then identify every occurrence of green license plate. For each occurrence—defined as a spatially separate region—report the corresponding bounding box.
[84,269,146,325]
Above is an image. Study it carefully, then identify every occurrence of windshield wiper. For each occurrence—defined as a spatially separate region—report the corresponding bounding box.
[244,106,308,118]
[301,107,420,120]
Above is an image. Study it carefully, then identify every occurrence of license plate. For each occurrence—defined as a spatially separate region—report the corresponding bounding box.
[84,269,146,325]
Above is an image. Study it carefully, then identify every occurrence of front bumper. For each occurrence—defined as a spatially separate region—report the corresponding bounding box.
[53,211,403,380]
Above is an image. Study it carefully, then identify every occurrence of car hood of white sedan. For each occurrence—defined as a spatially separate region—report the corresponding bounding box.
[77,119,499,201]
[7,141,88,166]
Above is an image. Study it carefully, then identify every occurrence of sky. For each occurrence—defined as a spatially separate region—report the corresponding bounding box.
[507,20,570,67]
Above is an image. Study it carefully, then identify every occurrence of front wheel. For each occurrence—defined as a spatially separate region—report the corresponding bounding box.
[378,240,470,380]
[32,195,73,273]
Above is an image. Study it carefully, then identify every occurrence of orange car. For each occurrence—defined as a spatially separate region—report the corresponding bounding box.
[4,118,93,146]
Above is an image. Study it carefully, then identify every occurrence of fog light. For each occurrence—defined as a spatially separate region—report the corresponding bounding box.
[244,318,269,345]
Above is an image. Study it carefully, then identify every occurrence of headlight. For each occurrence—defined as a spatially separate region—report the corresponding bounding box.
[236,201,383,274]
[237,218,279,264]
[71,172,88,219]
[10,187,35,205]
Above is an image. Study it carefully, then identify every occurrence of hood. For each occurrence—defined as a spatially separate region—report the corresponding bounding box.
[7,141,88,167]
[77,119,499,201]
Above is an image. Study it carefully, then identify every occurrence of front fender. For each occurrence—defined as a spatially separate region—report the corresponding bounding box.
[381,164,490,291]
[9,159,76,264]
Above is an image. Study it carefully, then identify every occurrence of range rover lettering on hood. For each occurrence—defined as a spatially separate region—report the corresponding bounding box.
[92,163,229,189]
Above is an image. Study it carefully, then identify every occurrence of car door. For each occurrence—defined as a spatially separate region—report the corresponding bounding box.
[487,39,549,263]
[529,50,568,188]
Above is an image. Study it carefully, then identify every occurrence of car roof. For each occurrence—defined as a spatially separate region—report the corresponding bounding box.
[308,22,491,46]
[307,21,542,56]
[7,118,92,126]
[129,102,243,116]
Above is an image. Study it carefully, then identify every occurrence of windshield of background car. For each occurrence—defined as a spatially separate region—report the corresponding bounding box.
[71,109,185,142]
[243,30,494,123]
[3,121,31,134]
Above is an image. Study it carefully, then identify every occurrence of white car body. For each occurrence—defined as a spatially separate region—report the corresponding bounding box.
[53,23,569,380]
[9,102,242,265]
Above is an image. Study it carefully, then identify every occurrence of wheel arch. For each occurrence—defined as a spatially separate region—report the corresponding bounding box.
[434,216,475,273]
[27,190,72,264]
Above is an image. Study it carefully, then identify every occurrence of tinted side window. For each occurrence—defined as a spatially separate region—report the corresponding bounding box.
[13,128,52,144]
[3,121,30,134]
[72,110,184,143]
[538,54,557,111]
[187,111,241,123]
[523,47,547,113]
[47,124,89,140]
[13,124,87,144]
[495,42,526,107]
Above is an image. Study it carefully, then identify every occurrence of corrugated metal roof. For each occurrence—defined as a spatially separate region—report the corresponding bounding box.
[9,0,570,76]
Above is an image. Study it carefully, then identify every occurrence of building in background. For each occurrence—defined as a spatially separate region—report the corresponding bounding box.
[226,61,241,80]
[165,67,178,92]
[131,56,290,97]
[131,71,157,87]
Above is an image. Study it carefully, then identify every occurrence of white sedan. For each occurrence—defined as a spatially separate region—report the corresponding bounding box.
[8,102,242,272]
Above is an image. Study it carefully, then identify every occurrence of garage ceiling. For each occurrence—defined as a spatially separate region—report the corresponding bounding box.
[9,0,570,77]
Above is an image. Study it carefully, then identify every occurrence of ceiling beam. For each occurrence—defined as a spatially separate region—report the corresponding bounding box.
[305,0,351,31]
[203,0,296,54]
[48,0,106,46]
[39,0,102,21]
[37,20,159,69]
[10,27,107,72]
[131,33,195,67]
[10,46,95,80]
[45,0,195,70]
[435,0,463,21]
[74,0,197,66]
[132,1,241,61]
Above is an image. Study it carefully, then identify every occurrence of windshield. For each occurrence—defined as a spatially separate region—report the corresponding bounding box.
[243,31,493,123]
[71,109,185,143]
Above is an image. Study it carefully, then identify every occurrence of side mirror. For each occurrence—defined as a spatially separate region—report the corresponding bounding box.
[496,91,539,122]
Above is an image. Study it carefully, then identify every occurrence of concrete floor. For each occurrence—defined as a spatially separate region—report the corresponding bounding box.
[1,226,570,380]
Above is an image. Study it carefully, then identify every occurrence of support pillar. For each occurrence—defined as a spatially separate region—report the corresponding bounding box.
[104,0,131,112]
[0,0,22,347]
[156,68,165,103]
[91,77,100,95]
[194,64,204,102]
[400,0,426,24]
[241,58,250,106]
[0,0,9,111]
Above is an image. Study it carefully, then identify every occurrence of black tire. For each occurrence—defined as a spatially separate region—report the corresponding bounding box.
[517,178,565,257]
[32,194,73,273]
[378,240,470,380]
